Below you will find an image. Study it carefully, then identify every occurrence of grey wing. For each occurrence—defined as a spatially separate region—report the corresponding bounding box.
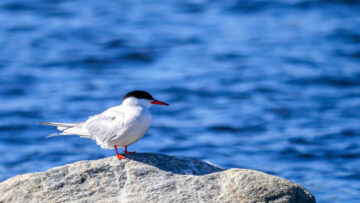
[84,111,126,144]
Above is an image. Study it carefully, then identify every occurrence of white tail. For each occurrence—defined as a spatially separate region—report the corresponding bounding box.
[39,122,91,138]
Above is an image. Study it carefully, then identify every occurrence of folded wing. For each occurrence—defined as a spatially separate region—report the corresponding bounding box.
[84,110,126,147]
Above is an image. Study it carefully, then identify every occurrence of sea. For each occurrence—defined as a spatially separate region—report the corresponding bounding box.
[0,0,359,202]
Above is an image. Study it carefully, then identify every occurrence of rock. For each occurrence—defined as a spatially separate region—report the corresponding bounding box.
[0,153,315,203]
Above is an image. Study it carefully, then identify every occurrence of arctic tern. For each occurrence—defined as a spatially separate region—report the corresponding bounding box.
[40,90,169,159]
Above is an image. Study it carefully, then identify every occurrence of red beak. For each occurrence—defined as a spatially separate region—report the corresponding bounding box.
[151,100,169,106]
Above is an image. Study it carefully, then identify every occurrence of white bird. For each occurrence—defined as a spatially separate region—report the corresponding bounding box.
[40,90,169,159]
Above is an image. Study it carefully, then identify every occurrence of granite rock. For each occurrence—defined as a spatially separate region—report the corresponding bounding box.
[0,153,315,203]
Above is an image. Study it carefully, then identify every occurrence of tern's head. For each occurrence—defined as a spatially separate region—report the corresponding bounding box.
[122,90,169,108]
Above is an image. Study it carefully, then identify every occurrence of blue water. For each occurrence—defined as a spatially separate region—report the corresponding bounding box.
[1,0,360,202]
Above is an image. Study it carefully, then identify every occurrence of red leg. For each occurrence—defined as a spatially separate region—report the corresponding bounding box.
[124,146,135,154]
[114,145,125,159]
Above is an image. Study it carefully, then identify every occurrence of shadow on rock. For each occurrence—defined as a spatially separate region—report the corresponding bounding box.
[124,152,223,175]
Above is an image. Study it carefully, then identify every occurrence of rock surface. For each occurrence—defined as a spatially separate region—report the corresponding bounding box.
[0,153,315,203]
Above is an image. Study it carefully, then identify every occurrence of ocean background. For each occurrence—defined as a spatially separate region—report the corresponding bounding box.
[0,0,360,202]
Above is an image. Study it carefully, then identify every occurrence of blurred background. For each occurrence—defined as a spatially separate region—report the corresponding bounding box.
[0,0,359,202]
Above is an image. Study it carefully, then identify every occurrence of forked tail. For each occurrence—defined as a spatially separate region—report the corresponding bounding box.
[39,121,90,138]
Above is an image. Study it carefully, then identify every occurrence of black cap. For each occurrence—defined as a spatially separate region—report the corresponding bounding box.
[122,90,154,102]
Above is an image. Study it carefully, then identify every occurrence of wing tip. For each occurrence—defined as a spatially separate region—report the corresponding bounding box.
[46,133,58,138]
[39,121,58,126]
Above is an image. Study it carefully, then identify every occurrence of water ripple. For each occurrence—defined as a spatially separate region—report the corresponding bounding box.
[0,0,359,202]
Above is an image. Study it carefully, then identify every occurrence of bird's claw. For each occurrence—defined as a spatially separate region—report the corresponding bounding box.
[116,154,125,159]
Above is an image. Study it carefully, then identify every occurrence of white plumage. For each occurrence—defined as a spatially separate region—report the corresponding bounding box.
[40,90,169,159]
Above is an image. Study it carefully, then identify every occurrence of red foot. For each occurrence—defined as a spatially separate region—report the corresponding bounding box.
[114,145,136,159]
[114,145,125,160]
[124,146,135,154]
[124,151,136,154]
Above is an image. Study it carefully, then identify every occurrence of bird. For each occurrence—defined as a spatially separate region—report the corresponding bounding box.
[40,90,169,159]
